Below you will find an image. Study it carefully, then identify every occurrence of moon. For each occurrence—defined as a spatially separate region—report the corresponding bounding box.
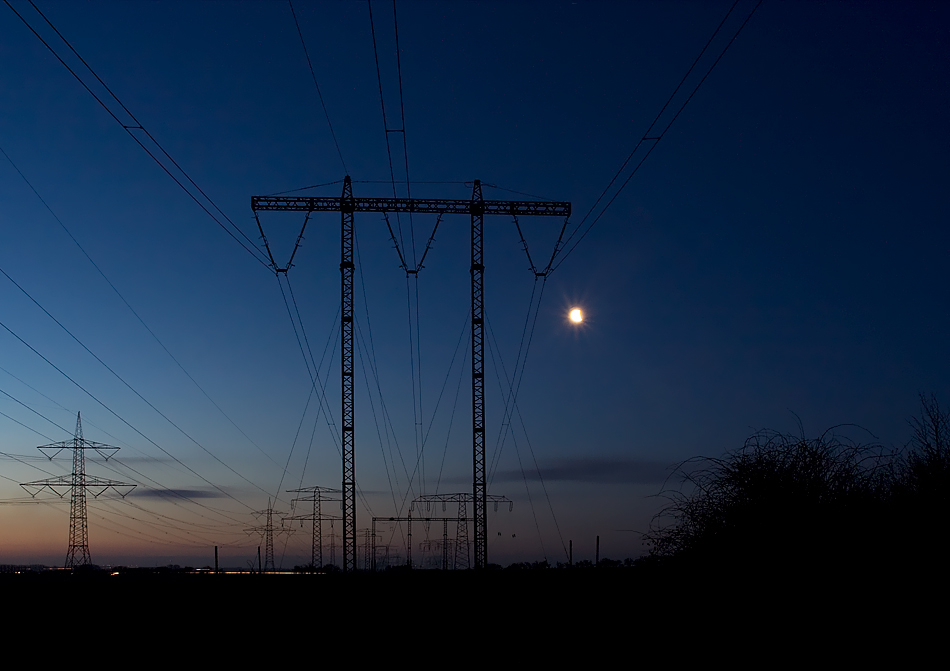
[569,308,583,323]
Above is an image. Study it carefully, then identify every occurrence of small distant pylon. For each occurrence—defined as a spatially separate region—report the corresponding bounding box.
[284,485,342,570]
[410,493,511,570]
[246,498,287,572]
[21,412,135,568]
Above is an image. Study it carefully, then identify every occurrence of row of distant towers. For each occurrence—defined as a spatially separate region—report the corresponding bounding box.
[19,413,481,570]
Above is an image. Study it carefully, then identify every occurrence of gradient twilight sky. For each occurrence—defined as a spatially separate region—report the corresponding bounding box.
[1,0,948,568]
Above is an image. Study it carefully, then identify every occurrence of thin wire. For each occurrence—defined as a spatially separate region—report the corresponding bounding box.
[484,323,547,561]
[488,280,541,479]
[367,0,405,253]
[485,309,568,560]
[276,275,342,452]
[0,317,254,519]
[0,142,280,471]
[551,0,762,273]
[0,386,71,436]
[1,383,260,529]
[431,312,470,495]
[287,0,348,174]
[483,183,555,202]
[354,232,410,510]
[275,274,375,519]
[5,0,271,269]
[0,264,273,501]
[265,179,344,196]
[405,276,423,494]
[392,0,417,267]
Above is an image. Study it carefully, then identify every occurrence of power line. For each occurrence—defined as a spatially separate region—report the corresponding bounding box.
[0,374,256,530]
[550,0,763,273]
[4,0,272,270]
[0,141,281,472]
[287,0,348,174]
[0,264,274,503]
[484,312,568,561]
[0,315,256,518]
[367,0,416,265]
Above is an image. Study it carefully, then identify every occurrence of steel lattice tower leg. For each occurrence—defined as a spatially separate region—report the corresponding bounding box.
[456,498,470,569]
[313,491,323,569]
[470,180,488,569]
[442,518,449,571]
[330,520,337,566]
[264,499,276,572]
[65,413,91,568]
[340,175,357,572]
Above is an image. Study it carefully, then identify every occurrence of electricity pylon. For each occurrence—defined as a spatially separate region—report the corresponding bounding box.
[252,179,569,569]
[246,499,286,572]
[21,412,135,568]
[285,485,342,570]
[411,493,512,570]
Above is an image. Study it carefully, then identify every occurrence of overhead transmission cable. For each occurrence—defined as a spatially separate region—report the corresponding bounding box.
[549,0,763,273]
[0,372,252,529]
[485,313,568,561]
[0,142,282,472]
[287,0,348,174]
[0,265,275,503]
[274,274,375,518]
[4,0,271,270]
[430,312,470,496]
[368,0,431,512]
[268,274,340,508]
[354,234,411,510]
[0,314,255,520]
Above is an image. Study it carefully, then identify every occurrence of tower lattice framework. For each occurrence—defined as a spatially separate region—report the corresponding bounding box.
[252,180,569,569]
[20,412,135,568]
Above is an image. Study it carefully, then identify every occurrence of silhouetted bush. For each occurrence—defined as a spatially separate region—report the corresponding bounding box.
[644,429,891,571]
[891,395,950,562]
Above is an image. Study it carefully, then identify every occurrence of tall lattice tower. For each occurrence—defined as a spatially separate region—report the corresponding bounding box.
[21,412,135,568]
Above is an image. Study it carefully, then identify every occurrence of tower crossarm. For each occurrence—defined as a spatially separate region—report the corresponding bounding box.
[282,514,342,523]
[21,476,135,498]
[36,440,119,461]
[252,196,570,217]
[411,492,512,513]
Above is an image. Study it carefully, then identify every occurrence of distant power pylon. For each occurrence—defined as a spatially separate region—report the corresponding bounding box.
[285,485,342,570]
[411,493,512,570]
[20,412,135,568]
[246,499,286,572]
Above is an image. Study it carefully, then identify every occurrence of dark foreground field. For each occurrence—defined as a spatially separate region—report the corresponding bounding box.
[3,564,942,661]
[3,562,936,619]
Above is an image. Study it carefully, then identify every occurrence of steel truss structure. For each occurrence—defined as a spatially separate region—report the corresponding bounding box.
[285,485,342,570]
[246,499,285,572]
[411,493,512,569]
[20,412,135,568]
[252,177,569,570]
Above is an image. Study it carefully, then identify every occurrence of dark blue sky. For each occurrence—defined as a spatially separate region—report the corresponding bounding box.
[0,1,947,567]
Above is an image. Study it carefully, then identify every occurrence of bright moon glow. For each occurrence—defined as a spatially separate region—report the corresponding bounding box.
[570,308,583,323]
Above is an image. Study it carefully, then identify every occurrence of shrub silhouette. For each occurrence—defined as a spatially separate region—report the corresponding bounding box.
[901,395,950,503]
[645,429,890,571]
[892,394,950,562]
